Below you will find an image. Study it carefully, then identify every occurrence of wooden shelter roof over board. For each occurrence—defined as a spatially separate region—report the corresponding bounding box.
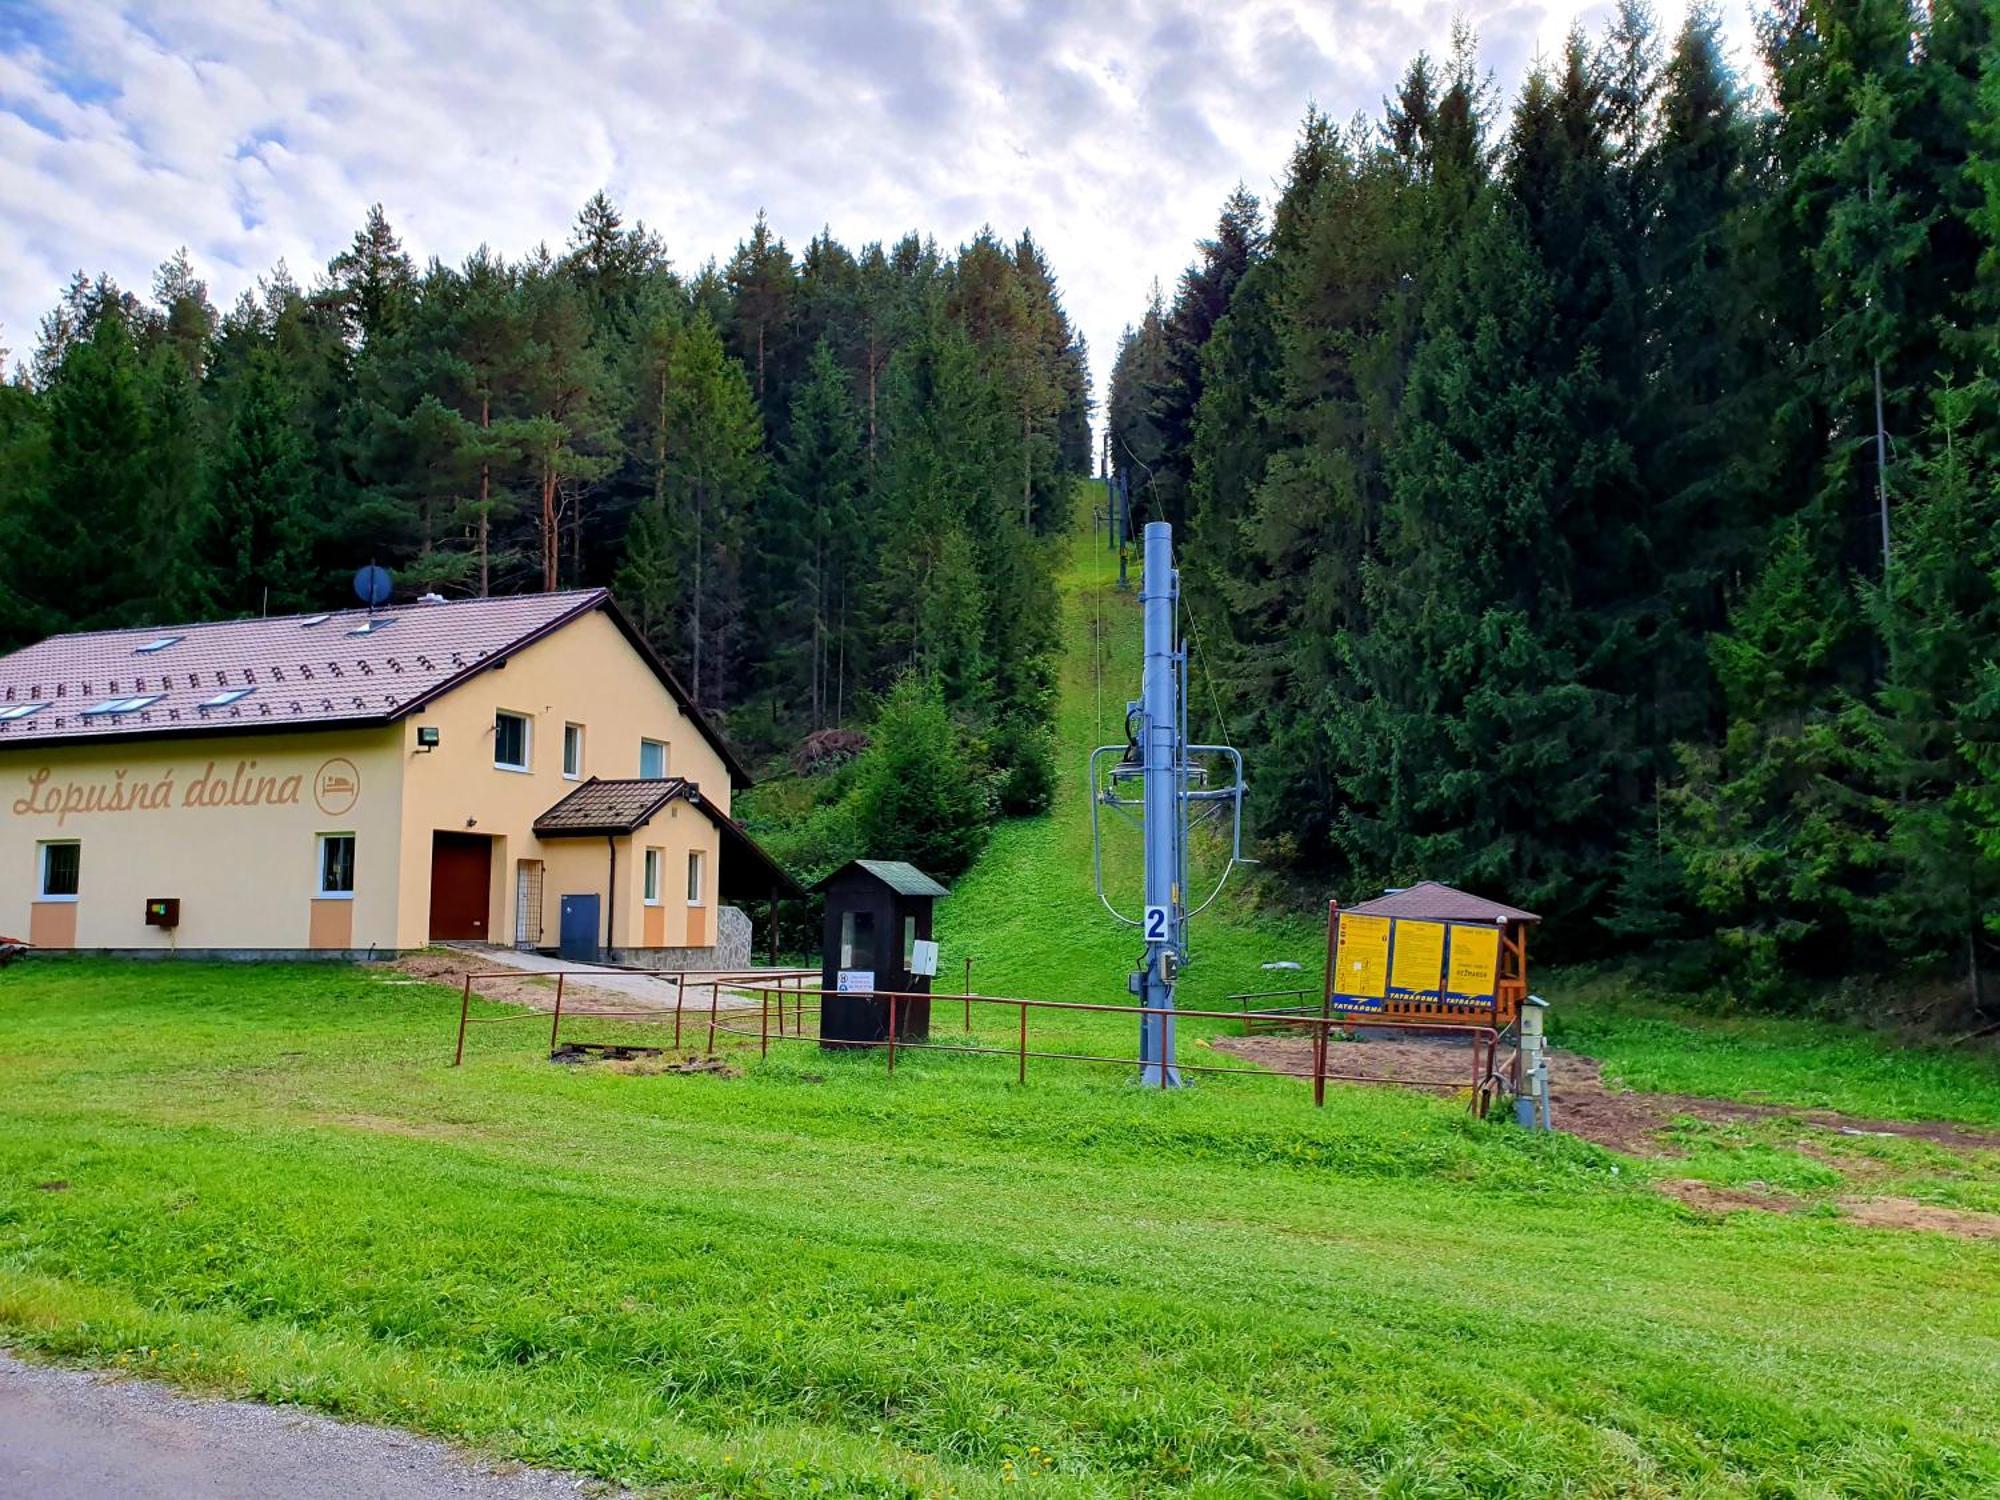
[1343,881,1539,926]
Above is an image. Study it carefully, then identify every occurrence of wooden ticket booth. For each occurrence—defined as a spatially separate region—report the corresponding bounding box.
[1325,880,1538,1027]
[816,860,948,1048]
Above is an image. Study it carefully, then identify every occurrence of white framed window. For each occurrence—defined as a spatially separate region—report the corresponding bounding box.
[563,723,584,779]
[494,710,531,771]
[638,738,668,780]
[686,849,705,905]
[0,702,48,721]
[38,841,80,900]
[317,834,356,898]
[642,848,662,905]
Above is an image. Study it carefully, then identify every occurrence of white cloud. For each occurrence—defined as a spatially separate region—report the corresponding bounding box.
[0,0,1758,403]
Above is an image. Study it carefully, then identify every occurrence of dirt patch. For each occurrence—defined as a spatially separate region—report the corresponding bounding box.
[1836,1196,2000,1239]
[1212,1030,2000,1159]
[1209,1034,1482,1094]
[1657,1178,1797,1213]
[606,1053,741,1079]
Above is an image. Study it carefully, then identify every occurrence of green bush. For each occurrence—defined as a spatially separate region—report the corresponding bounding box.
[988,718,1058,816]
[852,672,992,877]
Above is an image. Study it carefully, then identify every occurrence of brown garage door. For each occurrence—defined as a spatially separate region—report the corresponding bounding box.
[429,832,493,940]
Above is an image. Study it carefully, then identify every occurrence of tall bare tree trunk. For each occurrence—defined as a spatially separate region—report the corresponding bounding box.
[1022,400,1033,529]
[540,458,557,592]
[478,395,491,597]
[691,480,705,704]
[866,338,880,464]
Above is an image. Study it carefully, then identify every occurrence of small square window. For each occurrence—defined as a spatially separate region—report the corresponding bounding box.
[202,687,256,708]
[347,617,396,637]
[134,635,183,655]
[639,738,668,780]
[0,702,48,721]
[494,711,530,771]
[687,849,705,905]
[39,841,80,899]
[563,723,584,779]
[318,834,356,897]
[643,848,662,905]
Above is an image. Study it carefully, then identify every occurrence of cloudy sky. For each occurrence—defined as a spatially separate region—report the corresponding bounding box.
[1,1,1758,408]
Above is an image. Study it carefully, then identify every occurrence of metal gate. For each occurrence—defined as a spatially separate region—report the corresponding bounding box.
[514,860,544,949]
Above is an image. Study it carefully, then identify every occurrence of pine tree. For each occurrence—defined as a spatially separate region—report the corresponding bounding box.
[12,311,154,631]
[207,353,315,617]
[758,339,864,728]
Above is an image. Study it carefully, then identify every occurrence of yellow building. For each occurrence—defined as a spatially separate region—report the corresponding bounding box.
[0,589,798,960]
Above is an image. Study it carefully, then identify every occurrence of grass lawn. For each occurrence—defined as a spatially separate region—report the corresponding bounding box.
[3,959,1999,1499]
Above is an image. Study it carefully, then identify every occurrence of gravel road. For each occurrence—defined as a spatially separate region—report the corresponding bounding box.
[0,1351,622,1499]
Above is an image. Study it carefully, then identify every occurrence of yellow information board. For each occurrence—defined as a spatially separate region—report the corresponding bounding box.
[1387,919,1447,998]
[1444,923,1501,1003]
[1331,913,1392,1006]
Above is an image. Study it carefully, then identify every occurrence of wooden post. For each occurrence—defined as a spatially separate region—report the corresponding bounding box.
[963,957,973,1030]
[1018,1002,1028,1085]
[887,992,898,1074]
[673,973,685,1050]
[706,980,719,1056]
[1312,1020,1327,1108]
[454,973,472,1067]
[760,989,770,1057]
[549,972,565,1057]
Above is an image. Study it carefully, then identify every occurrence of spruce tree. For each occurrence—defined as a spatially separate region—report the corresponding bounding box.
[206,353,315,617]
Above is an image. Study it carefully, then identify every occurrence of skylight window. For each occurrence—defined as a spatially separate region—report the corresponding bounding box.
[202,688,257,708]
[83,694,161,716]
[298,614,330,628]
[347,617,396,637]
[134,635,183,654]
[0,702,48,721]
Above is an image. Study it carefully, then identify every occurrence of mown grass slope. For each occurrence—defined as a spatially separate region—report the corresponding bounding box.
[3,959,1998,1498]
[936,486,1322,1012]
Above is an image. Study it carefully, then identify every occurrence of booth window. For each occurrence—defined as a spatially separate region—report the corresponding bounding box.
[38,841,79,900]
[562,723,584,779]
[687,849,705,905]
[903,914,917,969]
[643,848,662,905]
[839,910,875,969]
[318,835,356,897]
[639,738,668,779]
[494,711,530,771]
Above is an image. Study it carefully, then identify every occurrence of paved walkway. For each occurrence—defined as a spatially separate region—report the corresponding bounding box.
[443,944,798,1014]
[0,1351,620,1499]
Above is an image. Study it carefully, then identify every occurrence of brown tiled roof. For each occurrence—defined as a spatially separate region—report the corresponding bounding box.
[0,589,750,784]
[534,777,691,835]
[534,778,805,897]
[1344,880,1540,925]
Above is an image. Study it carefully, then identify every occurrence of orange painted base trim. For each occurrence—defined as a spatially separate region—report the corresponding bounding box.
[29,902,77,949]
[643,905,666,946]
[686,906,708,947]
[309,899,355,950]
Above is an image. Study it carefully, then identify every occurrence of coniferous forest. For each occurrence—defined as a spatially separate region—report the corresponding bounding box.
[0,200,1092,875]
[1111,1,2000,1009]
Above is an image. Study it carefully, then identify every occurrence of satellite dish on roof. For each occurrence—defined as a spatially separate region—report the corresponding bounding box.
[353,565,393,610]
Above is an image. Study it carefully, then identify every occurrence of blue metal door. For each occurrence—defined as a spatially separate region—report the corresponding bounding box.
[558,894,600,963]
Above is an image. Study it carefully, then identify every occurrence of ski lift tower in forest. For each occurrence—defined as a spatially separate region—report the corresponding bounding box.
[1091,522,1247,1086]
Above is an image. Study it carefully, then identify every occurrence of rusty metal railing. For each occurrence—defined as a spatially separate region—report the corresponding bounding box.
[453,972,1509,1115]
